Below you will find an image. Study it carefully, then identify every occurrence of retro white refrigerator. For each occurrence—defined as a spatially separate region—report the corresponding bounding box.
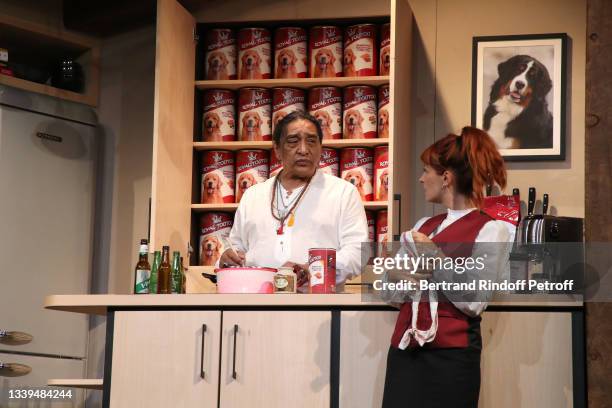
[0,84,96,407]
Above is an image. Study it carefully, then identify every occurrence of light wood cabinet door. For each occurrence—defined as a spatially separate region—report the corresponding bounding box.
[219,311,331,408]
[339,310,398,408]
[109,311,221,408]
[150,0,196,252]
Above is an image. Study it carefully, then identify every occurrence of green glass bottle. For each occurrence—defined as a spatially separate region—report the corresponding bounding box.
[149,251,161,294]
[171,251,181,294]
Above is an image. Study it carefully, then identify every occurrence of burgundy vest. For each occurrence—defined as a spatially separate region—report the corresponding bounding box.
[390,210,492,350]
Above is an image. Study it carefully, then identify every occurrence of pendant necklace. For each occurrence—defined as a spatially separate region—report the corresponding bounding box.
[271,170,313,235]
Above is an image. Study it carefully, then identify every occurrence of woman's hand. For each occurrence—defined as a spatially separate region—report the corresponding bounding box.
[219,248,246,267]
[410,231,442,258]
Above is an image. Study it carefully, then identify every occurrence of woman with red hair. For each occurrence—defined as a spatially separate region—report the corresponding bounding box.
[381,126,515,407]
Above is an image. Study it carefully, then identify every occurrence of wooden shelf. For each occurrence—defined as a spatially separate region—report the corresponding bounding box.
[191,201,387,212]
[193,138,389,151]
[195,76,389,91]
[48,379,103,390]
[0,74,93,105]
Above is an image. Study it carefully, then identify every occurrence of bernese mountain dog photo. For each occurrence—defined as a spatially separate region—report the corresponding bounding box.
[483,54,553,149]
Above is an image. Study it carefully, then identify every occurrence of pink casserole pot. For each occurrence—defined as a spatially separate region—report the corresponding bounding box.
[214,267,277,294]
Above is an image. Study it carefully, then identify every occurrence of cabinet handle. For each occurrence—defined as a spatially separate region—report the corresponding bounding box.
[200,324,207,379]
[0,362,32,377]
[0,330,33,345]
[393,193,402,241]
[232,324,238,380]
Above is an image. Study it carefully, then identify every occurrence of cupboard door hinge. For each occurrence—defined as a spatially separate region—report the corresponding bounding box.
[193,27,199,43]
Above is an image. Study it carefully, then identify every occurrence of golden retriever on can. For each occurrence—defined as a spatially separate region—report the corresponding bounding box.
[380,46,391,76]
[239,50,262,79]
[207,51,230,80]
[377,169,389,201]
[344,109,364,139]
[200,235,222,266]
[272,111,288,131]
[203,112,223,141]
[378,109,389,139]
[236,172,257,202]
[313,49,337,78]
[314,110,334,139]
[201,172,224,204]
[276,49,298,78]
[343,169,367,201]
[240,111,263,141]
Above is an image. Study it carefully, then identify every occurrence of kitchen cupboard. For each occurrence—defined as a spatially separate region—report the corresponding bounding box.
[148,0,414,284]
[107,310,330,407]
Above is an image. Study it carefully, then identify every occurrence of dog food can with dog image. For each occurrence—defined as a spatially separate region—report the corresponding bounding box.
[235,149,269,203]
[378,84,390,139]
[202,89,236,142]
[309,26,343,78]
[238,88,272,141]
[199,212,234,266]
[376,210,388,256]
[238,28,271,79]
[274,27,307,79]
[308,86,342,139]
[366,210,376,242]
[379,23,390,76]
[205,28,237,80]
[272,87,306,133]
[318,147,339,177]
[374,145,389,201]
[343,85,377,139]
[269,149,283,178]
[340,147,374,201]
[344,24,377,77]
[308,248,336,294]
[201,150,235,204]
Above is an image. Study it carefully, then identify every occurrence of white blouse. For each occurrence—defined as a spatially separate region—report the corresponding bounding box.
[382,208,516,349]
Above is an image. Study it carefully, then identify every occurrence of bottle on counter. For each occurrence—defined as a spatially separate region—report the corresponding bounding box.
[157,246,172,294]
[180,256,186,294]
[171,251,182,294]
[133,239,151,294]
[149,250,161,294]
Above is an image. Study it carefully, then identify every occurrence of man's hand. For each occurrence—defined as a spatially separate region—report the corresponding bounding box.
[219,248,246,267]
[282,261,309,287]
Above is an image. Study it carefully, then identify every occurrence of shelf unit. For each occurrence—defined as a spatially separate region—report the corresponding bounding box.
[150,0,413,284]
[0,14,100,106]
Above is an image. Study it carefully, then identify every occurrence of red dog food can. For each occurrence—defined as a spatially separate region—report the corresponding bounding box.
[272,88,306,133]
[274,27,307,79]
[205,28,237,80]
[378,84,390,139]
[199,212,234,266]
[269,149,283,178]
[308,248,336,294]
[309,86,342,140]
[309,26,343,78]
[376,209,388,242]
[318,147,339,177]
[343,86,377,139]
[235,149,269,203]
[238,88,272,141]
[374,145,389,202]
[344,24,377,77]
[340,147,374,201]
[366,210,376,242]
[202,89,236,142]
[201,150,235,204]
[379,23,391,76]
[238,28,271,79]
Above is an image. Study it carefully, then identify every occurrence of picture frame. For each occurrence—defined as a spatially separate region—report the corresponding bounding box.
[471,33,568,161]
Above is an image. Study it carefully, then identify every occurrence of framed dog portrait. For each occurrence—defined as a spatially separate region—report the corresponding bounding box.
[471,33,567,161]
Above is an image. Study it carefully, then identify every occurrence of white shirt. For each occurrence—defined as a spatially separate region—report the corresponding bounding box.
[227,170,369,284]
[381,208,515,349]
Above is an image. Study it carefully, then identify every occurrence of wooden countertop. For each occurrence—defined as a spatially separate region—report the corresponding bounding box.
[44,293,583,315]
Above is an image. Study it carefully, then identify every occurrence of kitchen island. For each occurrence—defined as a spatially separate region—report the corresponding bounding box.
[44,294,584,408]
